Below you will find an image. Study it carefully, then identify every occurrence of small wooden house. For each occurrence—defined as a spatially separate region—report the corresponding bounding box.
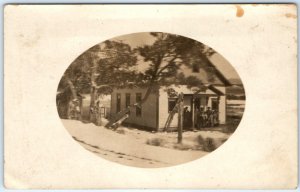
[110,85,226,131]
[110,63,231,131]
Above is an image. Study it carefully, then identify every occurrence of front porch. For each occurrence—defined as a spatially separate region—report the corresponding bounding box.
[181,94,221,130]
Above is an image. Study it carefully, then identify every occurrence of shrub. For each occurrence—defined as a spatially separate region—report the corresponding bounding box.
[203,137,216,152]
[197,135,217,152]
[197,135,205,145]
[146,138,165,147]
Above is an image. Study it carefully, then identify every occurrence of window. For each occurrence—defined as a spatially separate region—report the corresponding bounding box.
[125,93,131,107]
[168,98,178,112]
[192,63,200,73]
[136,93,142,117]
[125,93,131,114]
[116,93,121,113]
[211,98,219,111]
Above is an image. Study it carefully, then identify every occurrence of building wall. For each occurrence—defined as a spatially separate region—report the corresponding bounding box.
[219,95,226,124]
[110,87,158,130]
[158,88,178,130]
[213,86,226,124]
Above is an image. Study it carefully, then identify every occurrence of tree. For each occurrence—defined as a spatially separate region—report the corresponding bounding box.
[134,32,216,98]
[106,32,217,139]
[57,59,89,119]
[56,40,137,124]
[90,40,137,125]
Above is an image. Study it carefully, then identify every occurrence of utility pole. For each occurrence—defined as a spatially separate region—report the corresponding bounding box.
[178,92,184,143]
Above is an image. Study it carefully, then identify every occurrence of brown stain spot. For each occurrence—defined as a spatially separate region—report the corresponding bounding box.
[235,5,244,17]
[285,13,297,19]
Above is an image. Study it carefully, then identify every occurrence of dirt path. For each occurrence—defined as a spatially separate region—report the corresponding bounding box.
[62,120,208,168]
[74,137,170,167]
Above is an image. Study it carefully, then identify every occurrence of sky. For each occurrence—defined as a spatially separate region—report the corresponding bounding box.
[112,32,240,80]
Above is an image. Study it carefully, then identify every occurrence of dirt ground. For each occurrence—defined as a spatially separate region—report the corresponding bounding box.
[62,119,231,168]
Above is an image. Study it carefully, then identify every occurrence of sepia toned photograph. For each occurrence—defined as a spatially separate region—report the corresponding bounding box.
[56,32,245,168]
[4,4,297,189]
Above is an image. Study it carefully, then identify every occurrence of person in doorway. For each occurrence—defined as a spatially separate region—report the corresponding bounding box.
[206,107,212,127]
[194,107,199,129]
[202,107,208,127]
[199,107,205,128]
[183,106,191,129]
[186,107,192,129]
[213,109,219,126]
[210,110,216,127]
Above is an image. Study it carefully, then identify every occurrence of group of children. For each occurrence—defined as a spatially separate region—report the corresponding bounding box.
[183,106,219,129]
[195,107,219,128]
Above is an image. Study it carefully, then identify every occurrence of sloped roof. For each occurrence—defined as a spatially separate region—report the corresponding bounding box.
[161,85,223,96]
[206,58,232,86]
[180,58,231,86]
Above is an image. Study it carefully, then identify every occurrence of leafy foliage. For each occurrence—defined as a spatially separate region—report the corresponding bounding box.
[58,32,220,127]
[135,32,216,89]
[58,40,138,96]
[58,33,217,98]
[95,41,138,89]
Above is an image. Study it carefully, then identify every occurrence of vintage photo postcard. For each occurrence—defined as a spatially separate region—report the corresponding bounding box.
[4,4,297,189]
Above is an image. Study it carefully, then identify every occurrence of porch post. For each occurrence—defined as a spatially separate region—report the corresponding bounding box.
[217,96,220,123]
[177,93,184,143]
[192,96,195,130]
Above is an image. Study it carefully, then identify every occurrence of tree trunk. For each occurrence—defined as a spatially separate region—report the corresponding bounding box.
[96,108,102,126]
[95,94,103,126]
[191,96,195,130]
[89,86,97,122]
[66,78,79,119]
[92,85,114,126]
[66,78,78,100]
[177,93,184,143]
[89,57,98,123]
